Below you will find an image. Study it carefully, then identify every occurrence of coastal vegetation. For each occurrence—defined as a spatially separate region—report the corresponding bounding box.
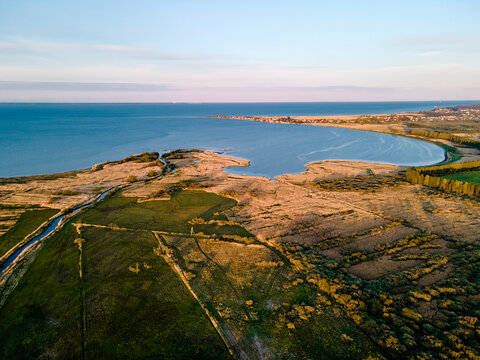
[277,218,480,360]
[0,170,85,185]
[313,175,404,193]
[111,151,160,164]
[161,148,201,161]
[52,190,78,196]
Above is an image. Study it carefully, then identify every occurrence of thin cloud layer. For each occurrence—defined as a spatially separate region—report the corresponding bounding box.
[0,1,479,101]
[0,81,174,92]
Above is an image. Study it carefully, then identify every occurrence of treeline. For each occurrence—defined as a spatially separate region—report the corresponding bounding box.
[410,129,480,149]
[405,160,480,196]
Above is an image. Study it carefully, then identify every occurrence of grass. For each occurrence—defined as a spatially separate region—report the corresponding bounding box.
[0,222,230,359]
[0,208,58,258]
[443,170,480,184]
[437,143,463,164]
[164,235,378,359]
[0,224,82,359]
[76,190,237,234]
[75,189,377,358]
[195,223,253,237]
[81,227,229,359]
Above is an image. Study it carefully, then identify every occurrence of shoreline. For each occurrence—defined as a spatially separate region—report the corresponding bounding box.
[3,104,479,180]
[213,105,480,166]
[0,151,437,182]
[214,114,451,166]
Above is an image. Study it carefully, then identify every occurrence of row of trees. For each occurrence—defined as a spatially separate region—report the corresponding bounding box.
[410,129,480,149]
[411,160,480,176]
[405,161,480,197]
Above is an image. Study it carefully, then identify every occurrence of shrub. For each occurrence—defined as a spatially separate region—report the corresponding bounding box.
[401,308,423,322]
[126,175,137,183]
[219,190,238,198]
[147,170,157,177]
[128,263,140,274]
[149,189,169,199]
[52,190,78,196]
[120,152,159,163]
[48,197,59,204]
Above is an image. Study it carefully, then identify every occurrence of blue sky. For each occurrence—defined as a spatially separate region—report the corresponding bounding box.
[1,0,479,102]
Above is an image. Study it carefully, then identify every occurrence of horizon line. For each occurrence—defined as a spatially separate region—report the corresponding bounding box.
[0,99,479,104]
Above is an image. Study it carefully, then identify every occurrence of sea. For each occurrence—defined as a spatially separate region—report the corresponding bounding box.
[0,101,477,178]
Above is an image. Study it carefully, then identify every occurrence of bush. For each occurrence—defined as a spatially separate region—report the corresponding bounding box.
[122,152,159,163]
[147,170,157,177]
[126,175,137,183]
[401,308,423,322]
[52,190,78,196]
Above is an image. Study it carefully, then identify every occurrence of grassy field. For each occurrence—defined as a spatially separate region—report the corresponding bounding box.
[443,170,480,184]
[80,227,229,359]
[76,190,240,234]
[0,221,230,359]
[0,208,58,258]
[0,224,82,359]
[161,233,377,359]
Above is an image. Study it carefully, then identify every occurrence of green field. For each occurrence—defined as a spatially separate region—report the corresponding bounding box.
[0,224,83,359]
[76,190,243,235]
[81,227,229,359]
[443,170,480,184]
[0,208,58,258]
[0,222,229,359]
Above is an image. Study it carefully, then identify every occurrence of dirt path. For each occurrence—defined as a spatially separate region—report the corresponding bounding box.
[74,225,86,360]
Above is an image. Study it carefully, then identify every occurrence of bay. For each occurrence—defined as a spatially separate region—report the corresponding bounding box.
[0,101,475,178]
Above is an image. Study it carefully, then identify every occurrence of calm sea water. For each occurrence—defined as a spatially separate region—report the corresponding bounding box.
[0,101,477,178]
